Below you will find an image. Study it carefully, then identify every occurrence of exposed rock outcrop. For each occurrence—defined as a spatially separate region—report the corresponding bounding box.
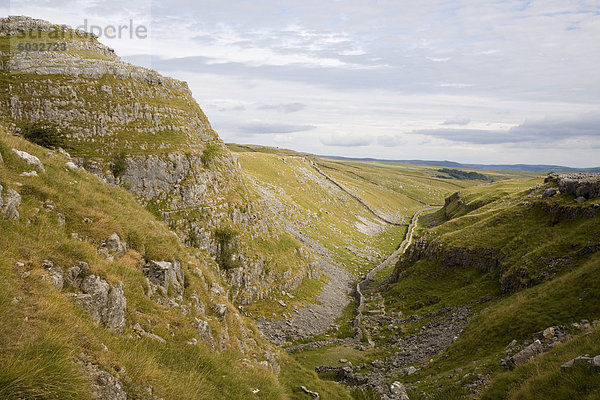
[390,238,502,285]
[79,361,128,400]
[194,318,216,349]
[42,259,64,290]
[97,233,127,261]
[143,260,184,302]
[561,355,600,370]
[52,262,127,333]
[11,149,45,172]
[0,185,22,220]
[545,172,600,199]
[0,16,310,306]
[70,275,127,332]
[500,324,577,370]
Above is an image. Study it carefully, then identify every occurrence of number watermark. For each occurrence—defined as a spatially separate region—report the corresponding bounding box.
[16,42,67,52]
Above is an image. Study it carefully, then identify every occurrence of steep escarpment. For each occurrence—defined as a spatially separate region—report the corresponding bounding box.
[392,177,600,294]
[366,175,600,398]
[0,126,353,399]
[0,16,312,305]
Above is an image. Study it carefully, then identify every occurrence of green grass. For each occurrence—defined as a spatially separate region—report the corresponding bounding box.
[0,128,351,399]
[292,344,384,371]
[482,326,600,400]
[232,150,480,279]
[244,276,328,320]
[378,177,600,398]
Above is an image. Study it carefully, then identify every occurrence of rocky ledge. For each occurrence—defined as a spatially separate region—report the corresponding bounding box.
[545,172,600,200]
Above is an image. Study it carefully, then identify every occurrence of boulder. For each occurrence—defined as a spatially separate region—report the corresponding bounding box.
[511,339,544,367]
[212,303,228,320]
[42,260,64,290]
[0,186,21,220]
[80,361,127,400]
[106,233,126,256]
[390,381,410,400]
[143,260,184,299]
[561,355,600,370]
[105,282,127,333]
[194,318,215,350]
[542,188,557,199]
[11,149,45,172]
[98,233,127,261]
[71,275,126,332]
[542,327,555,339]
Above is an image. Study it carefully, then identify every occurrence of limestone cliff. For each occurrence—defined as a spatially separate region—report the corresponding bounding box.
[0,16,312,304]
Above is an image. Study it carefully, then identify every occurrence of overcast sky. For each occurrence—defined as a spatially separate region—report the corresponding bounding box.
[5,0,600,166]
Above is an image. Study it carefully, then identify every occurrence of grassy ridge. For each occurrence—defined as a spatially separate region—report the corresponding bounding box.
[378,177,600,399]
[0,129,352,399]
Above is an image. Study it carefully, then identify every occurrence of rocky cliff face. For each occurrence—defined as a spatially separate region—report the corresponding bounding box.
[390,175,600,295]
[0,16,312,304]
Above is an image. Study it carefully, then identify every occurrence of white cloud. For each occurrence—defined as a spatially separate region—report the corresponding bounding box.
[441,117,471,126]
[6,0,600,167]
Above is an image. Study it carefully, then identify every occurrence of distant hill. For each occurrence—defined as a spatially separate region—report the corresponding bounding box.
[321,156,600,173]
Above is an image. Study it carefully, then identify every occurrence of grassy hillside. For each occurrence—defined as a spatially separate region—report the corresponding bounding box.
[368,176,600,399]
[229,144,529,278]
[0,128,352,400]
[229,144,537,329]
[0,16,323,313]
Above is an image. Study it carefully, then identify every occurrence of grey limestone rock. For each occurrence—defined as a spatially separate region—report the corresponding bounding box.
[80,361,127,400]
[42,260,64,290]
[390,382,410,400]
[143,260,184,300]
[70,274,126,332]
[509,340,544,368]
[301,386,320,399]
[212,303,228,320]
[545,172,600,199]
[0,186,22,220]
[11,149,45,172]
[542,188,557,199]
[194,318,215,350]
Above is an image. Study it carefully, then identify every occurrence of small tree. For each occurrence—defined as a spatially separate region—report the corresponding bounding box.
[20,122,66,149]
[110,151,128,178]
[214,227,240,270]
[201,143,220,166]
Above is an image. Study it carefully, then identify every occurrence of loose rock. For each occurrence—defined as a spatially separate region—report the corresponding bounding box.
[42,260,64,290]
[11,149,45,172]
[542,188,557,199]
[390,381,410,400]
[301,386,320,399]
[0,185,22,220]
